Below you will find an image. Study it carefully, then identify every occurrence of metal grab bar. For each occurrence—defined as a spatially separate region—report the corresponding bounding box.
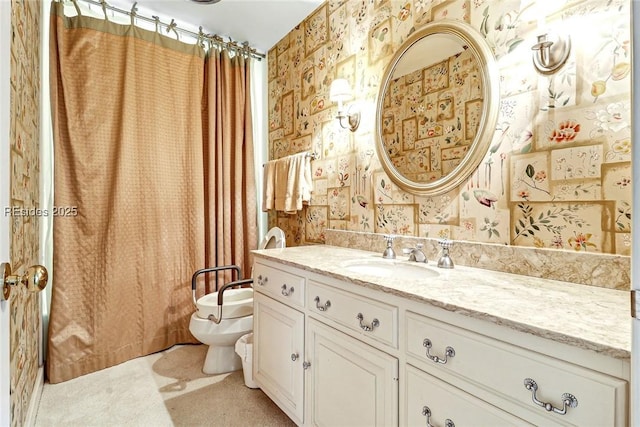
[191,265,242,307]
[207,278,254,324]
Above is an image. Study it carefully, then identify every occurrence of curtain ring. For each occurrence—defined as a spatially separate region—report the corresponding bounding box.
[166,18,179,40]
[99,0,109,21]
[152,15,160,33]
[70,0,82,16]
[198,26,207,49]
[129,2,138,26]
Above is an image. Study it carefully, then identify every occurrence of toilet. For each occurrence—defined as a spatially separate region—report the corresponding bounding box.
[189,227,286,374]
[188,291,254,374]
[259,226,286,249]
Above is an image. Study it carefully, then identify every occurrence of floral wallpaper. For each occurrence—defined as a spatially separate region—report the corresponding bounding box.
[267,0,631,256]
[10,0,41,425]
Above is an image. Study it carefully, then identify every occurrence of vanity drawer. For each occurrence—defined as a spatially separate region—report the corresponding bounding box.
[406,311,627,427]
[253,262,305,308]
[308,280,397,348]
[406,364,530,426]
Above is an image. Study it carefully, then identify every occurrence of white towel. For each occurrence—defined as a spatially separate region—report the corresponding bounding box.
[273,156,291,212]
[301,155,312,206]
[284,153,312,214]
[262,160,275,212]
[266,153,313,214]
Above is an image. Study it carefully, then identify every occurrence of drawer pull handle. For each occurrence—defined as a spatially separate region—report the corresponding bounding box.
[281,284,294,296]
[356,313,380,331]
[257,275,268,286]
[423,339,455,364]
[291,353,299,362]
[421,406,455,427]
[314,296,331,311]
[303,361,311,370]
[523,378,578,415]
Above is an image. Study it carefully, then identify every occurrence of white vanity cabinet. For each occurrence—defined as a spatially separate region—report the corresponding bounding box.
[254,292,305,424]
[253,264,306,425]
[253,259,400,426]
[307,319,398,426]
[252,253,629,426]
[405,309,628,426]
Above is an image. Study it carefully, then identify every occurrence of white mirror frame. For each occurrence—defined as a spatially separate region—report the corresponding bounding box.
[375,20,500,196]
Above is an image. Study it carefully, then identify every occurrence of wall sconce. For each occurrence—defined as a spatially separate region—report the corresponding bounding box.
[531,31,571,75]
[329,78,360,132]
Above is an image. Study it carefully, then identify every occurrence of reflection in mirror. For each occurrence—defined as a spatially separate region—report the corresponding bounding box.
[376,20,498,196]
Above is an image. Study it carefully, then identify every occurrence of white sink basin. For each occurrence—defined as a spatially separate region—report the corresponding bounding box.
[341,259,439,280]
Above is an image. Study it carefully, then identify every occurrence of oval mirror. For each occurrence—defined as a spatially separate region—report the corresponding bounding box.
[375,20,499,196]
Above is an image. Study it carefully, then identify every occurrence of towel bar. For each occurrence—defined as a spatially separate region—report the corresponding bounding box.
[262,151,317,167]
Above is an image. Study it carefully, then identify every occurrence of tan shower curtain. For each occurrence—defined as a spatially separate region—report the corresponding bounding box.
[202,50,257,291]
[47,3,256,383]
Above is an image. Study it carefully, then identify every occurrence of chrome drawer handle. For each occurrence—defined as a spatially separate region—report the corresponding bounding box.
[422,406,455,427]
[423,338,455,364]
[281,284,294,296]
[257,275,268,286]
[314,296,331,311]
[356,313,379,331]
[291,353,299,362]
[303,361,311,370]
[524,378,578,415]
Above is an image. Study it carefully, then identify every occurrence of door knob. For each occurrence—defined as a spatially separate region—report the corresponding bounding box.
[1,262,48,301]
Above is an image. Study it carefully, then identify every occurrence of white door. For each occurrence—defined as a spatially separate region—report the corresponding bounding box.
[632,2,640,425]
[1,1,12,425]
[253,292,305,424]
[306,318,398,427]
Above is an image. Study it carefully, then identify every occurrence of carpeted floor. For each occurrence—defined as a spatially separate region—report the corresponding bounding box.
[34,345,296,427]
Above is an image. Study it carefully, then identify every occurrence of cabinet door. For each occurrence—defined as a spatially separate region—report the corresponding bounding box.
[254,292,304,425]
[307,318,398,427]
[406,365,531,427]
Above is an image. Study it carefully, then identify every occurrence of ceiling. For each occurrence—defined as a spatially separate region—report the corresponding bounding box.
[107,0,324,54]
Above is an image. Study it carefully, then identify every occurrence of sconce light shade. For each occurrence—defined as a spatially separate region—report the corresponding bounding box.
[329,79,353,102]
[329,78,360,132]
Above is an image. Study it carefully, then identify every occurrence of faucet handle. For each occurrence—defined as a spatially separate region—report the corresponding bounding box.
[382,235,396,259]
[415,243,424,249]
[438,239,453,250]
[437,239,454,269]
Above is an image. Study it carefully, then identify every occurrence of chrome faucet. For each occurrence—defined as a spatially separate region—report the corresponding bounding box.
[382,235,396,259]
[407,243,427,263]
[437,240,454,269]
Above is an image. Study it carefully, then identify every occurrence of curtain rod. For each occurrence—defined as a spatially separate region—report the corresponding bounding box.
[63,0,265,60]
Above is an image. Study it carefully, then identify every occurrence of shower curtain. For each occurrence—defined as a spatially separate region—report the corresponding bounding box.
[203,50,257,291]
[47,2,257,383]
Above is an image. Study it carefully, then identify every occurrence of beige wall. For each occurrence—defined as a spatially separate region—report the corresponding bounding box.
[10,0,42,425]
[267,0,631,256]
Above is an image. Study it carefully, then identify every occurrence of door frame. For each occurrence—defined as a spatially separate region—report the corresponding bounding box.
[1,1,13,425]
[631,2,639,426]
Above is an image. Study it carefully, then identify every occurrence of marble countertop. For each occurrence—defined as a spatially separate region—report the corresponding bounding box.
[253,245,631,360]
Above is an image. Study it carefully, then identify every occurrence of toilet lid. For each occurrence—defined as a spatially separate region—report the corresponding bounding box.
[260,227,286,249]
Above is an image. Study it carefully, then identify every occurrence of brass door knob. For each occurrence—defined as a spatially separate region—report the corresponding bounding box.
[1,262,48,301]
